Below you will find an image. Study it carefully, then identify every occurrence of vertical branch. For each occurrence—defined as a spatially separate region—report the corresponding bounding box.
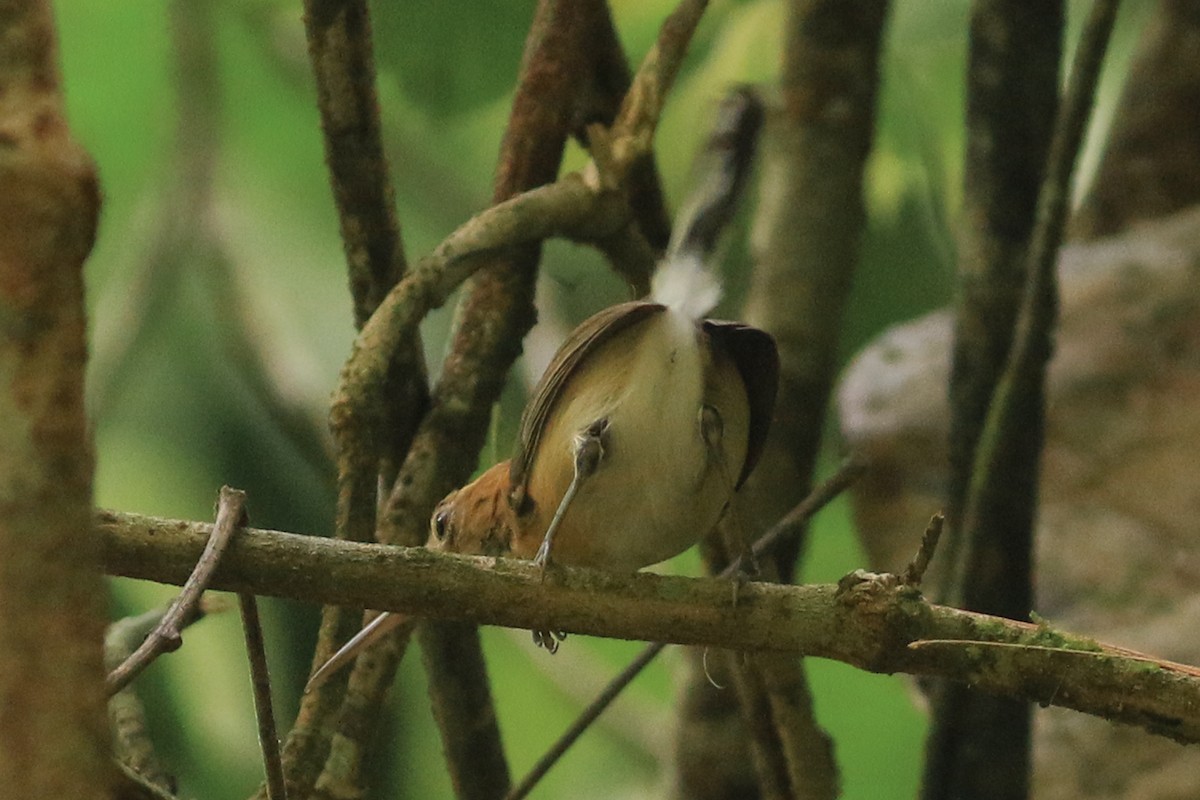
[675,2,888,798]
[924,2,1073,799]
[0,1,108,797]
[313,3,616,798]
[305,0,407,322]
[303,0,426,481]
[741,0,890,575]
[943,11,1121,793]
[417,623,511,800]
[939,0,1062,608]
[284,0,429,795]
[239,593,287,800]
[1072,0,1200,239]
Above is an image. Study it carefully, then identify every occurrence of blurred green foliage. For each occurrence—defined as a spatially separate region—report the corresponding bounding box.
[56,0,1147,797]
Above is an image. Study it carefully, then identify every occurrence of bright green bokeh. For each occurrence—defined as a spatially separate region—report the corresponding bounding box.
[55,0,1142,797]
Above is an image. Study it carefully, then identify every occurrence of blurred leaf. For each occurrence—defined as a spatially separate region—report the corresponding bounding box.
[369,0,533,118]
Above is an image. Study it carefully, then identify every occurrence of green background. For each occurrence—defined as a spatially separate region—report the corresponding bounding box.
[57,0,1148,797]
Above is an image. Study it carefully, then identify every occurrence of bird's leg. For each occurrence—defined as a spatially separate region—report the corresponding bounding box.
[531,629,568,654]
[532,417,609,653]
[533,417,609,573]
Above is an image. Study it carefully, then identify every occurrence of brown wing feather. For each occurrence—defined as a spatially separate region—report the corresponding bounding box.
[509,300,666,509]
[703,320,779,487]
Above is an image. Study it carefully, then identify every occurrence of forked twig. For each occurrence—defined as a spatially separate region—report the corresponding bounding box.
[106,486,247,696]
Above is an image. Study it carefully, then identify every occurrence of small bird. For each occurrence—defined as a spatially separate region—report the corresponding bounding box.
[307,88,777,689]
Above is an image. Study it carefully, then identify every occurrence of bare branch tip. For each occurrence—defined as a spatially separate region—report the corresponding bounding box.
[903,512,945,587]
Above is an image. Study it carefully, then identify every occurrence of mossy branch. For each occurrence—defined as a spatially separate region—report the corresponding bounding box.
[99,509,1200,746]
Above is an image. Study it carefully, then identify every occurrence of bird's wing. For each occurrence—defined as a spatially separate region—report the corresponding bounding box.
[509,300,665,509]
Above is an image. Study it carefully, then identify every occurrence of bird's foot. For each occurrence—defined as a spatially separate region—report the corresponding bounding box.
[532,629,567,654]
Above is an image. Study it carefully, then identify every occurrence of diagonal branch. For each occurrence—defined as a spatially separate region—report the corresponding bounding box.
[106,486,247,695]
[283,1,428,792]
[106,603,218,793]
[239,593,287,800]
[928,2,1121,798]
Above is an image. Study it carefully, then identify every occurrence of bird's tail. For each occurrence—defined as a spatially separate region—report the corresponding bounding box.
[651,86,764,321]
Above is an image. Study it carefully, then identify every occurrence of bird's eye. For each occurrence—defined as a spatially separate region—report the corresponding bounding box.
[431,509,450,541]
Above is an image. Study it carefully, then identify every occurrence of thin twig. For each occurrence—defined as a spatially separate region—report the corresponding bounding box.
[903,513,945,587]
[505,456,866,800]
[608,0,710,175]
[506,643,667,800]
[239,593,287,800]
[106,603,219,792]
[732,455,868,573]
[500,627,667,755]
[106,486,247,696]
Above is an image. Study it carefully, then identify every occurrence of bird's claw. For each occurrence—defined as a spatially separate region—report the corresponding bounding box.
[532,629,568,653]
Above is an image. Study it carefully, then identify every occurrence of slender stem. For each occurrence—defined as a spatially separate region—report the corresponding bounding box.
[505,643,666,800]
[106,486,247,695]
[239,594,287,800]
[107,603,217,792]
[903,513,945,587]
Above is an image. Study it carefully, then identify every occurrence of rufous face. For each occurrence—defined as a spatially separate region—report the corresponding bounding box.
[427,461,517,557]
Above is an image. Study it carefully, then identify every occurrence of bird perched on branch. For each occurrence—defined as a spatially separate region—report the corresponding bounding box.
[308,87,777,689]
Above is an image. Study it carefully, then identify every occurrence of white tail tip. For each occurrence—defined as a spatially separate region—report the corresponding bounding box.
[650,253,722,321]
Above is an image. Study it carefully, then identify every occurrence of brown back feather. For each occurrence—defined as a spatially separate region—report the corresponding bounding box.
[508,301,665,510]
